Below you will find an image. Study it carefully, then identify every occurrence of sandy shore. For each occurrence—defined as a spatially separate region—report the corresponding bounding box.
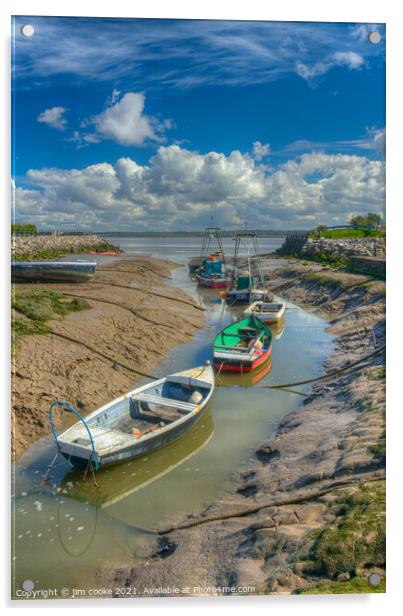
[106,257,385,596]
[11,256,205,458]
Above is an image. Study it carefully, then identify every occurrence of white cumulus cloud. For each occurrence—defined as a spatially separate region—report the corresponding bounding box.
[37,106,68,130]
[13,146,385,230]
[92,92,166,146]
[252,141,270,161]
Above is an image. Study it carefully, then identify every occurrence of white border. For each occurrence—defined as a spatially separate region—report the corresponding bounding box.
[1,0,401,614]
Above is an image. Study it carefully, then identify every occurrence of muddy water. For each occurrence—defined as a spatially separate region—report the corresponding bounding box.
[12,237,334,596]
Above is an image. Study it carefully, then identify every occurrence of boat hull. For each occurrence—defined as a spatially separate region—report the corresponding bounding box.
[88,251,119,256]
[244,301,286,323]
[61,405,209,469]
[188,257,204,273]
[196,274,228,289]
[213,316,273,373]
[57,363,215,470]
[214,345,272,373]
[12,261,96,283]
[226,289,267,305]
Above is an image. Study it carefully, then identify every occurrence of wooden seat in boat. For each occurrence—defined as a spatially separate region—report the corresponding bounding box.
[133,393,198,412]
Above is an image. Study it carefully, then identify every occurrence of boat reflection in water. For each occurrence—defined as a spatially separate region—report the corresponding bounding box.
[267,317,286,340]
[217,358,272,388]
[195,287,227,326]
[60,408,214,509]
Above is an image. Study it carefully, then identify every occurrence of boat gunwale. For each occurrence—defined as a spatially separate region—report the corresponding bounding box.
[58,365,214,459]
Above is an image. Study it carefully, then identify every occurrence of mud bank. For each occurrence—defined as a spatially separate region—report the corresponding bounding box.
[11,257,205,458]
[105,257,385,596]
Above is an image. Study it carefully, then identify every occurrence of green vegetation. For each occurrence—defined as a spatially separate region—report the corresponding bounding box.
[13,288,90,321]
[368,366,386,380]
[369,438,386,463]
[305,482,385,579]
[11,224,37,235]
[12,288,90,347]
[13,242,119,262]
[300,576,385,594]
[350,213,383,228]
[300,252,350,269]
[299,252,385,279]
[303,272,344,287]
[309,228,385,239]
[12,318,49,337]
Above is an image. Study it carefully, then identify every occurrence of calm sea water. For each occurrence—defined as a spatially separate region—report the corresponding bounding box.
[12,236,334,595]
[104,234,285,264]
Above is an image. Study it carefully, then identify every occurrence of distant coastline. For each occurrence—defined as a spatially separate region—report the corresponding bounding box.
[100,230,288,238]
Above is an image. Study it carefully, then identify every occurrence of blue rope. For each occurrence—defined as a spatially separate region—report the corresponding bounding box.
[49,401,101,470]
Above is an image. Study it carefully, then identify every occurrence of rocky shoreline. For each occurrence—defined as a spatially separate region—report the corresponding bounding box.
[106,256,385,596]
[11,233,119,260]
[301,237,386,259]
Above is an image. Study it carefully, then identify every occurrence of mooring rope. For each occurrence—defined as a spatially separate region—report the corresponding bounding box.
[61,291,195,334]
[263,345,385,390]
[158,474,385,535]
[97,266,170,280]
[88,280,205,312]
[47,329,160,380]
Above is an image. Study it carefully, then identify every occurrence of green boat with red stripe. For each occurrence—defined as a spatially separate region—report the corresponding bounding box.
[213,316,272,373]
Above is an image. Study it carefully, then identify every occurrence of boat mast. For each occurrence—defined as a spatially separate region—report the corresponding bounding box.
[198,217,227,276]
[252,233,265,286]
[232,222,263,289]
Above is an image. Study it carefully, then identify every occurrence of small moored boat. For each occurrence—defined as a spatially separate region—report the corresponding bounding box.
[244,301,286,323]
[226,271,267,305]
[88,250,120,256]
[188,255,204,273]
[12,260,96,283]
[196,255,230,289]
[225,229,267,305]
[213,316,272,372]
[60,410,214,508]
[52,363,214,470]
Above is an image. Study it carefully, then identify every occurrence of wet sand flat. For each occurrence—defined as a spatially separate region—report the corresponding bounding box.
[11,256,205,458]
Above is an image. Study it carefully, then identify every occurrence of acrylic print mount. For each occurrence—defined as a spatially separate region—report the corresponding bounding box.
[11,16,386,599]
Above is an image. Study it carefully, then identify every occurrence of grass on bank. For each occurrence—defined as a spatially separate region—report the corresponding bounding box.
[301,482,385,580]
[12,288,90,347]
[301,575,385,594]
[309,229,386,239]
[295,252,385,279]
[13,241,120,262]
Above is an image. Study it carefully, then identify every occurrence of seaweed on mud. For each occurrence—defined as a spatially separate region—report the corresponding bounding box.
[298,575,385,594]
[12,289,90,347]
[306,482,385,578]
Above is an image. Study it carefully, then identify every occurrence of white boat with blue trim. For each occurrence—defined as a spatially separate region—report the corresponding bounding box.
[52,362,214,470]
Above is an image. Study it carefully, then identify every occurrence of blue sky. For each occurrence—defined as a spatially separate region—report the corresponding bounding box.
[12,17,386,230]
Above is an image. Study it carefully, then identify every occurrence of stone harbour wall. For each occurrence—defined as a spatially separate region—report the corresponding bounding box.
[300,237,386,259]
[11,233,111,259]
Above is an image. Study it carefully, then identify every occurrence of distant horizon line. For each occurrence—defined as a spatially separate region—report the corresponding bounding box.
[27,228,303,235]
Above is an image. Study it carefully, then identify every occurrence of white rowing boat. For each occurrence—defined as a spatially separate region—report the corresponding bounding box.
[53,363,214,469]
[243,301,286,323]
